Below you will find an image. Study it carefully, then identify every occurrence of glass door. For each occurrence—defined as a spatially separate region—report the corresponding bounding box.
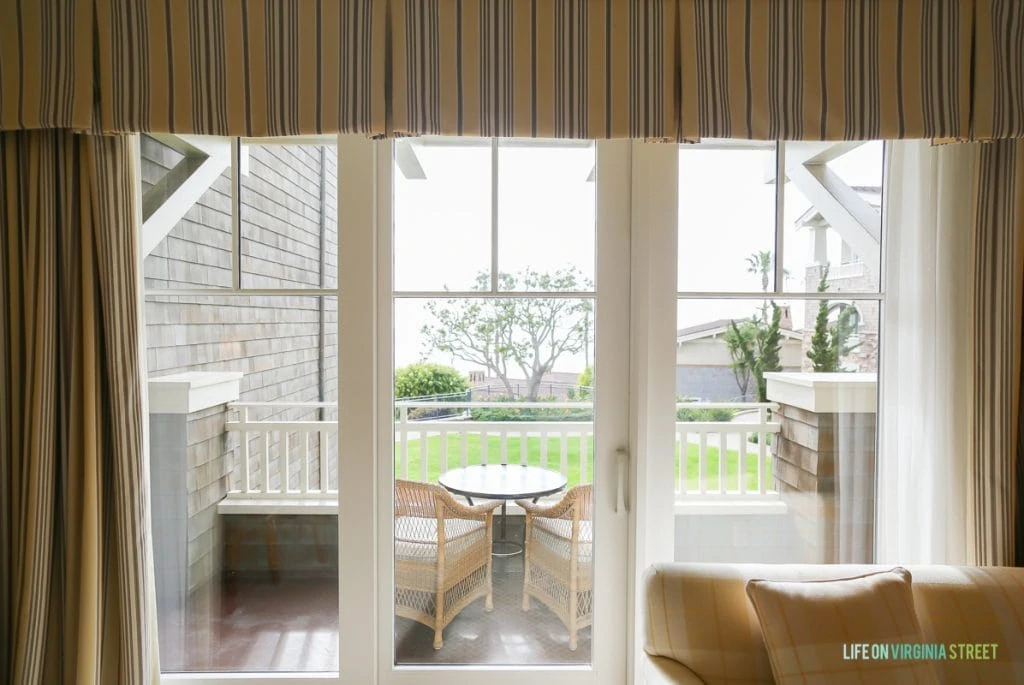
[337,137,631,684]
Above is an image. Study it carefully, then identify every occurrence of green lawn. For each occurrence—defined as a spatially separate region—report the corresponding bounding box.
[395,434,772,492]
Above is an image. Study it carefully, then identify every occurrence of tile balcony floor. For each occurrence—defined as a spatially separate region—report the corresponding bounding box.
[159,543,591,671]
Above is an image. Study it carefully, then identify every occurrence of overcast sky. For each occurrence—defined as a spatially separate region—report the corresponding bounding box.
[392,140,882,376]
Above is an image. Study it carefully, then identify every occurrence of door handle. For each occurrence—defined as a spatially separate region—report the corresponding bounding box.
[615,447,630,513]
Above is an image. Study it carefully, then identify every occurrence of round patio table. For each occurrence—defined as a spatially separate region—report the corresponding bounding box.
[439,464,567,556]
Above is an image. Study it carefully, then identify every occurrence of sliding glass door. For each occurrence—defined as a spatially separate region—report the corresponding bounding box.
[338,137,631,684]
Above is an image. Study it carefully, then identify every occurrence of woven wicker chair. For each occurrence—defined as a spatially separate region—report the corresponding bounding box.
[394,479,501,649]
[517,484,593,650]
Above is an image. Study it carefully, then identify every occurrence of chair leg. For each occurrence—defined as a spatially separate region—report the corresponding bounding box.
[433,588,445,649]
[485,555,494,612]
[521,516,532,611]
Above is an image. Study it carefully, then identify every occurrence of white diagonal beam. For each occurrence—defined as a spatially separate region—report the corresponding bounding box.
[784,142,881,274]
[141,135,232,256]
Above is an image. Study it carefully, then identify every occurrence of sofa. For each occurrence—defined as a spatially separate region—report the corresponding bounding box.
[641,563,1024,684]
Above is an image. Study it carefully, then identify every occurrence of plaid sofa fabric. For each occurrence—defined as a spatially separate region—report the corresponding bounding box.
[643,563,1024,685]
[745,568,938,684]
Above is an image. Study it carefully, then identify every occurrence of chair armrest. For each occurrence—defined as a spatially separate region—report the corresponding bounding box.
[642,654,706,685]
[515,496,576,519]
[438,493,502,520]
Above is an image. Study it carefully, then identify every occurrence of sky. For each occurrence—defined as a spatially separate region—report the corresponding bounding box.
[392,139,883,376]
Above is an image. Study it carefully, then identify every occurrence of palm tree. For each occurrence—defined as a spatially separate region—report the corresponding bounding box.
[746,250,789,321]
[746,250,773,294]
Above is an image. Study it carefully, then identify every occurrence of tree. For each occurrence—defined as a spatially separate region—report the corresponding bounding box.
[746,250,774,294]
[395,363,468,399]
[746,250,789,320]
[727,302,782,402]
[421,267,593,400]
[723,320,756,399]
[806,265,861,372]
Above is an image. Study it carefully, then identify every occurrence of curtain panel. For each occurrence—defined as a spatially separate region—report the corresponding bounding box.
[972,0,1024,140]
[0,130,157,683]
[389,0,681,140]
[677,0,973,141]
[876,141,975,566]
[0,0,94,131]
[970,139,1024,566]
[94,0,387,136]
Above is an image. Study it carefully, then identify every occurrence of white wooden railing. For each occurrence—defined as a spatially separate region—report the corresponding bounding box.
[224,400,779,502]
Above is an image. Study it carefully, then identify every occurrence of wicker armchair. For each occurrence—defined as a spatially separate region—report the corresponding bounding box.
[516,484,593,650]
[394,479,501,649]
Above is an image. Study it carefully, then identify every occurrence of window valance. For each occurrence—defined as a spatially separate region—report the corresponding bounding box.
[1,0,1021,142]
[677,0,974,141]
[93,0,387,136]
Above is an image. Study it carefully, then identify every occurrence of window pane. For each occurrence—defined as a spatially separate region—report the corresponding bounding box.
[393,138,492,291]
[673,296,879,564]
[393,296,595,665]
[147,294,339,672]
[142,134,233,289]
[782,141,883,294]
[678,143,777,293]
[498,140,595,289]
[239,142,338,289]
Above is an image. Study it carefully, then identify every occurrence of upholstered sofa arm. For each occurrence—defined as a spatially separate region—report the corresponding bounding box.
[641,654,705,684]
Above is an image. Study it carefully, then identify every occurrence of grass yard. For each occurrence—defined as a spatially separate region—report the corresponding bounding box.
[395,433,773,492]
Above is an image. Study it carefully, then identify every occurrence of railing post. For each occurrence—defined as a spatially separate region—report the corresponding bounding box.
[241,405,251,493]
[399,404,409,479]
[758,405,768,494]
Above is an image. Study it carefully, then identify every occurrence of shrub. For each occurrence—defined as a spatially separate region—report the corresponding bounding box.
[395,363,468,399]
[675,405,737,422]
[470,396,593,422]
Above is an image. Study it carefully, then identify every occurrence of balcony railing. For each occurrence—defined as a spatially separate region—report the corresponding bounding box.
[224,400,779,503]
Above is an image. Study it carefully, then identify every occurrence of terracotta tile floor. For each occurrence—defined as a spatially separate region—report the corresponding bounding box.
[159,554,590,672]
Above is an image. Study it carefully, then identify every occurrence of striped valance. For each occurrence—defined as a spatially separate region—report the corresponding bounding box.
[972,0,1024,140]
[390,0,680,140]
[678,0,973,141]
[94,0,387,136]
[0,0,94,131]
[2,0,1021,142]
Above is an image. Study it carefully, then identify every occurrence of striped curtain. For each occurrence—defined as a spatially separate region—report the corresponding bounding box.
[94,0,387,136]
[0,0,95,131]
[678,0,973,140]
[0,131,157,683]
[972,0,1024,140]
[969,140,1024,566]
[390,0,680,140]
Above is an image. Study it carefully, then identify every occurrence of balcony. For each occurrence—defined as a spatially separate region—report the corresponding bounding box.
[220,399,780,506]
[152,388,782,671]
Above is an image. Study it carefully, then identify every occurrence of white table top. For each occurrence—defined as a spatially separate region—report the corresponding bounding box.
[438,464,568,500]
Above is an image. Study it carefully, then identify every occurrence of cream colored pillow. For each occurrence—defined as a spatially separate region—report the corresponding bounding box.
[745,568,939,685]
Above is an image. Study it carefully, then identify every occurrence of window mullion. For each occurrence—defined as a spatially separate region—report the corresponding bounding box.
[231,137,241,289]
[490,137,500,293]
[773,140,786,293]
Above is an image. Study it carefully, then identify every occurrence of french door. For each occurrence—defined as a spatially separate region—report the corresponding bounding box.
[336,137,664,684]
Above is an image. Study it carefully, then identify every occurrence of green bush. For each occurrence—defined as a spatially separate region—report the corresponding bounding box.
[395,363,468,399]
[470,396,592,422]
[676,406,737,422]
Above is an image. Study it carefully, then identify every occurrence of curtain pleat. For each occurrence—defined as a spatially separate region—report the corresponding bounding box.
[389,0,680,140]
[94,0,387,137]
[0,0,95,131]
[678,0,974,141]
[972,0,1024,140]
[969,139,1024,566]
[0,130,157,683]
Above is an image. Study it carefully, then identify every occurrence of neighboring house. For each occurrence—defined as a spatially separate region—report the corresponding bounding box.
[675,316,804,401]
[794,186,881,372]
[141,135,339,409]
